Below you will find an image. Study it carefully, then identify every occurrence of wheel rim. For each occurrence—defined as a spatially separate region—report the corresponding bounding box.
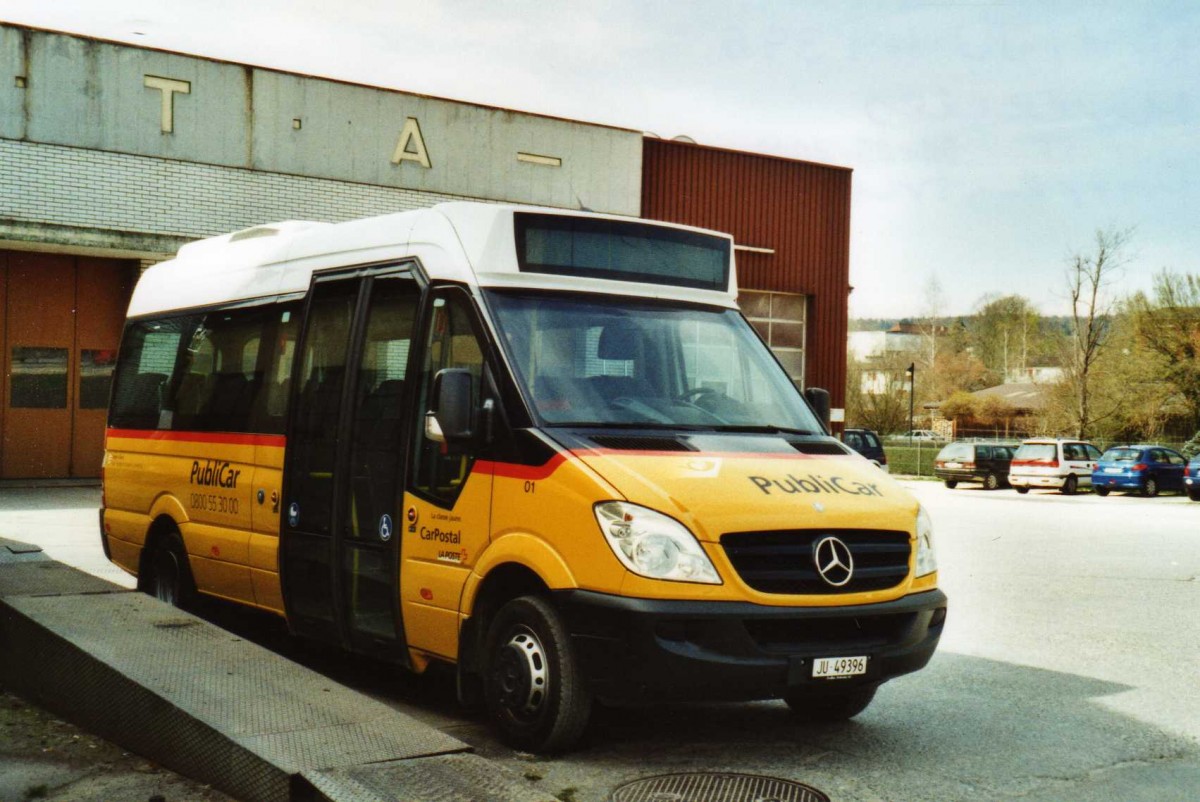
[1146,479,1157,496]
[986,474,997,490]
[153,549,180,605]
[492,626,548,721]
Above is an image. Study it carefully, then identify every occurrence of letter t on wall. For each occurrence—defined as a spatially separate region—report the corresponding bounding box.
[144,75,192,133]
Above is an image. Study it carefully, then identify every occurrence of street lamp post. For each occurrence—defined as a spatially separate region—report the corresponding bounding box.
[905,363,915,441]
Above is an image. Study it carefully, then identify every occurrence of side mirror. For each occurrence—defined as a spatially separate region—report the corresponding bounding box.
[804,386,831,434]
[427,368,475,445]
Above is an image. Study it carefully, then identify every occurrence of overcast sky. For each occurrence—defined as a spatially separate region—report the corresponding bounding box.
[5,1,1197,319]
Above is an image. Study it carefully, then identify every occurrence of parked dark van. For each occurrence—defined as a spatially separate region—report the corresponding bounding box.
[934,441,1016,490]
[842,427,888,471]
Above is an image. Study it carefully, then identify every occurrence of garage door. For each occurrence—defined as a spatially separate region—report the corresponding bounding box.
[0,251,135,479]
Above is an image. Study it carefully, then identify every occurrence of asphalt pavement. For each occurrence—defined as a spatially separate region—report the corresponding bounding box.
[2,480,1199,801]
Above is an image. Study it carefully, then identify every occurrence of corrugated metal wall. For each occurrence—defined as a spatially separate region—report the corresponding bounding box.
[641,138,852,416]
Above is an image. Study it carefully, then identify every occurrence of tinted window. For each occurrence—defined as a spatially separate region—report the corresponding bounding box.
[1165,451,1185,466]
[110,304,298,433]
[1015,443,1056,460]
[937,443,972,461]
[110,317,195,429]
[862,431,881,449]
[10,347,68,409]
[1086,444,1102,460]
[412,291,486,506]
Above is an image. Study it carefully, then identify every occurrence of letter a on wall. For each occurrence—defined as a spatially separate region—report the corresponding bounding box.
[391,117,432,168]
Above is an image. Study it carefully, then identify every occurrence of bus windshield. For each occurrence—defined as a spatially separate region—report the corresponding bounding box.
[486,292,821,433]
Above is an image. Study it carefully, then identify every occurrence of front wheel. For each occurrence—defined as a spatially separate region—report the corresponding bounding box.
[1094,487,1110,497]
[1062,475,1078,495]
[784,685,877,722]
[1015,487,1030,495]
[983,472,999,491]
[1143,477,1159,498]
[483,595,592,753]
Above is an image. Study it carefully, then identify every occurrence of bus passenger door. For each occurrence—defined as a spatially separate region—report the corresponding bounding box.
[280,269,420,657]
[401,288,494,661]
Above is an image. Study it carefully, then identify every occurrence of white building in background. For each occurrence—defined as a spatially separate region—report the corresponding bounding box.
[849,324,924,395]
[848,330,923,361]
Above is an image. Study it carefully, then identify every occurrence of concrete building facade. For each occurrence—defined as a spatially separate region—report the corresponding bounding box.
[0,23,850,479]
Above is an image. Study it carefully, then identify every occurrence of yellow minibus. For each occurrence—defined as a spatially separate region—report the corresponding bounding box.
[102,203,945,752]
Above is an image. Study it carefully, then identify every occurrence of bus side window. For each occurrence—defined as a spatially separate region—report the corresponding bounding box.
[412,292,485,506]
[110,316,198,430]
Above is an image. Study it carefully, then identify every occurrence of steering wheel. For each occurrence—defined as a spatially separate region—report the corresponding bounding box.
[676,386,719,403]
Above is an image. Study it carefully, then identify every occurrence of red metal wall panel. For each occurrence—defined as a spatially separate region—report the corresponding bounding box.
[641,138,852,415]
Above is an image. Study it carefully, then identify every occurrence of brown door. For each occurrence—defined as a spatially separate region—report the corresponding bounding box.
[2,253,74,478]
[1,252,134,479]
[73,258,133,476]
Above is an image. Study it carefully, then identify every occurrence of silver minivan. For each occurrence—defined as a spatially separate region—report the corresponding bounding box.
[1008,438,1102,495]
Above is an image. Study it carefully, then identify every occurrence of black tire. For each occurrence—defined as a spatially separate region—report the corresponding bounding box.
[784,685,877,722]
[983,472,999,491]
[1143,477,1159,498]
[483,595,592,753]
[943,479,958,489]
[145,531,195,609]
[1015,487,1030,495]
[1062,475,1078,496]
[1188,488,1200,502]
[1094,487,1110,497]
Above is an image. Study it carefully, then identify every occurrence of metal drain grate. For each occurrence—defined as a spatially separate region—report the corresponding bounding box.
[611,772,830,802]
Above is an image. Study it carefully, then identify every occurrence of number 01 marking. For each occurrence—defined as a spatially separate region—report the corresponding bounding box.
[523,481,536,493]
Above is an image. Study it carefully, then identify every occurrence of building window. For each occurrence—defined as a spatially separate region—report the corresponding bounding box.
[739,290,806,387]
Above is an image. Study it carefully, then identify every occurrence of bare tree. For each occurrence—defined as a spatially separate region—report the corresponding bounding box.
[919,275,945,368]
[1063,227,1133,438]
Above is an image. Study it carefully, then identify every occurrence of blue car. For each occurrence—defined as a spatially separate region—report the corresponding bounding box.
[1186,454,1200,502]
[1091,445,1187,497]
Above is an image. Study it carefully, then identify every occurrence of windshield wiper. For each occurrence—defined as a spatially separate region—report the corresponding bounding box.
[547,421,711,431]
[709,424,820,436]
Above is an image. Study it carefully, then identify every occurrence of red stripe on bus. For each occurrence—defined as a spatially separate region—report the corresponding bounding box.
[105,428,286,448]
[479,453,568,480]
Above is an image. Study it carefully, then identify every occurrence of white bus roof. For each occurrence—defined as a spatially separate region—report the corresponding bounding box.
[126,203,739,318]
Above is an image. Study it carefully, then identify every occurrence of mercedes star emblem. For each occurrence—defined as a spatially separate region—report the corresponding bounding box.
[813,535,854,587]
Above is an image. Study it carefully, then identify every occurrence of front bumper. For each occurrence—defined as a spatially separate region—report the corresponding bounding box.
[554,588,947,705]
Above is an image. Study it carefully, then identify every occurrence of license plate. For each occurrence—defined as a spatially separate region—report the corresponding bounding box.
[945,462,961,468]
[812,656,868,679]
[1104,467,1121,473]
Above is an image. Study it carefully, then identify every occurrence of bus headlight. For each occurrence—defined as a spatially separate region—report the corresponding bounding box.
[916,504,938,577]
[594,501,721,584]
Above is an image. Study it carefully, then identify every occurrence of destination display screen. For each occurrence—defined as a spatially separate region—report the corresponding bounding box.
[514,212,731,291]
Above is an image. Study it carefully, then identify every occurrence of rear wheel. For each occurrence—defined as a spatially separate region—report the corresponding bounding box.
[943,479,958,489]
[1188,488,1200,502]
[1062,475,1078,495]
[1094,487,1110,497]
[784,685,877,722]
[1143,477,1159,498]
[145,531,195,610]
[1015,487,1029,495]
[983,472,999,491]
[483,595,592,753]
